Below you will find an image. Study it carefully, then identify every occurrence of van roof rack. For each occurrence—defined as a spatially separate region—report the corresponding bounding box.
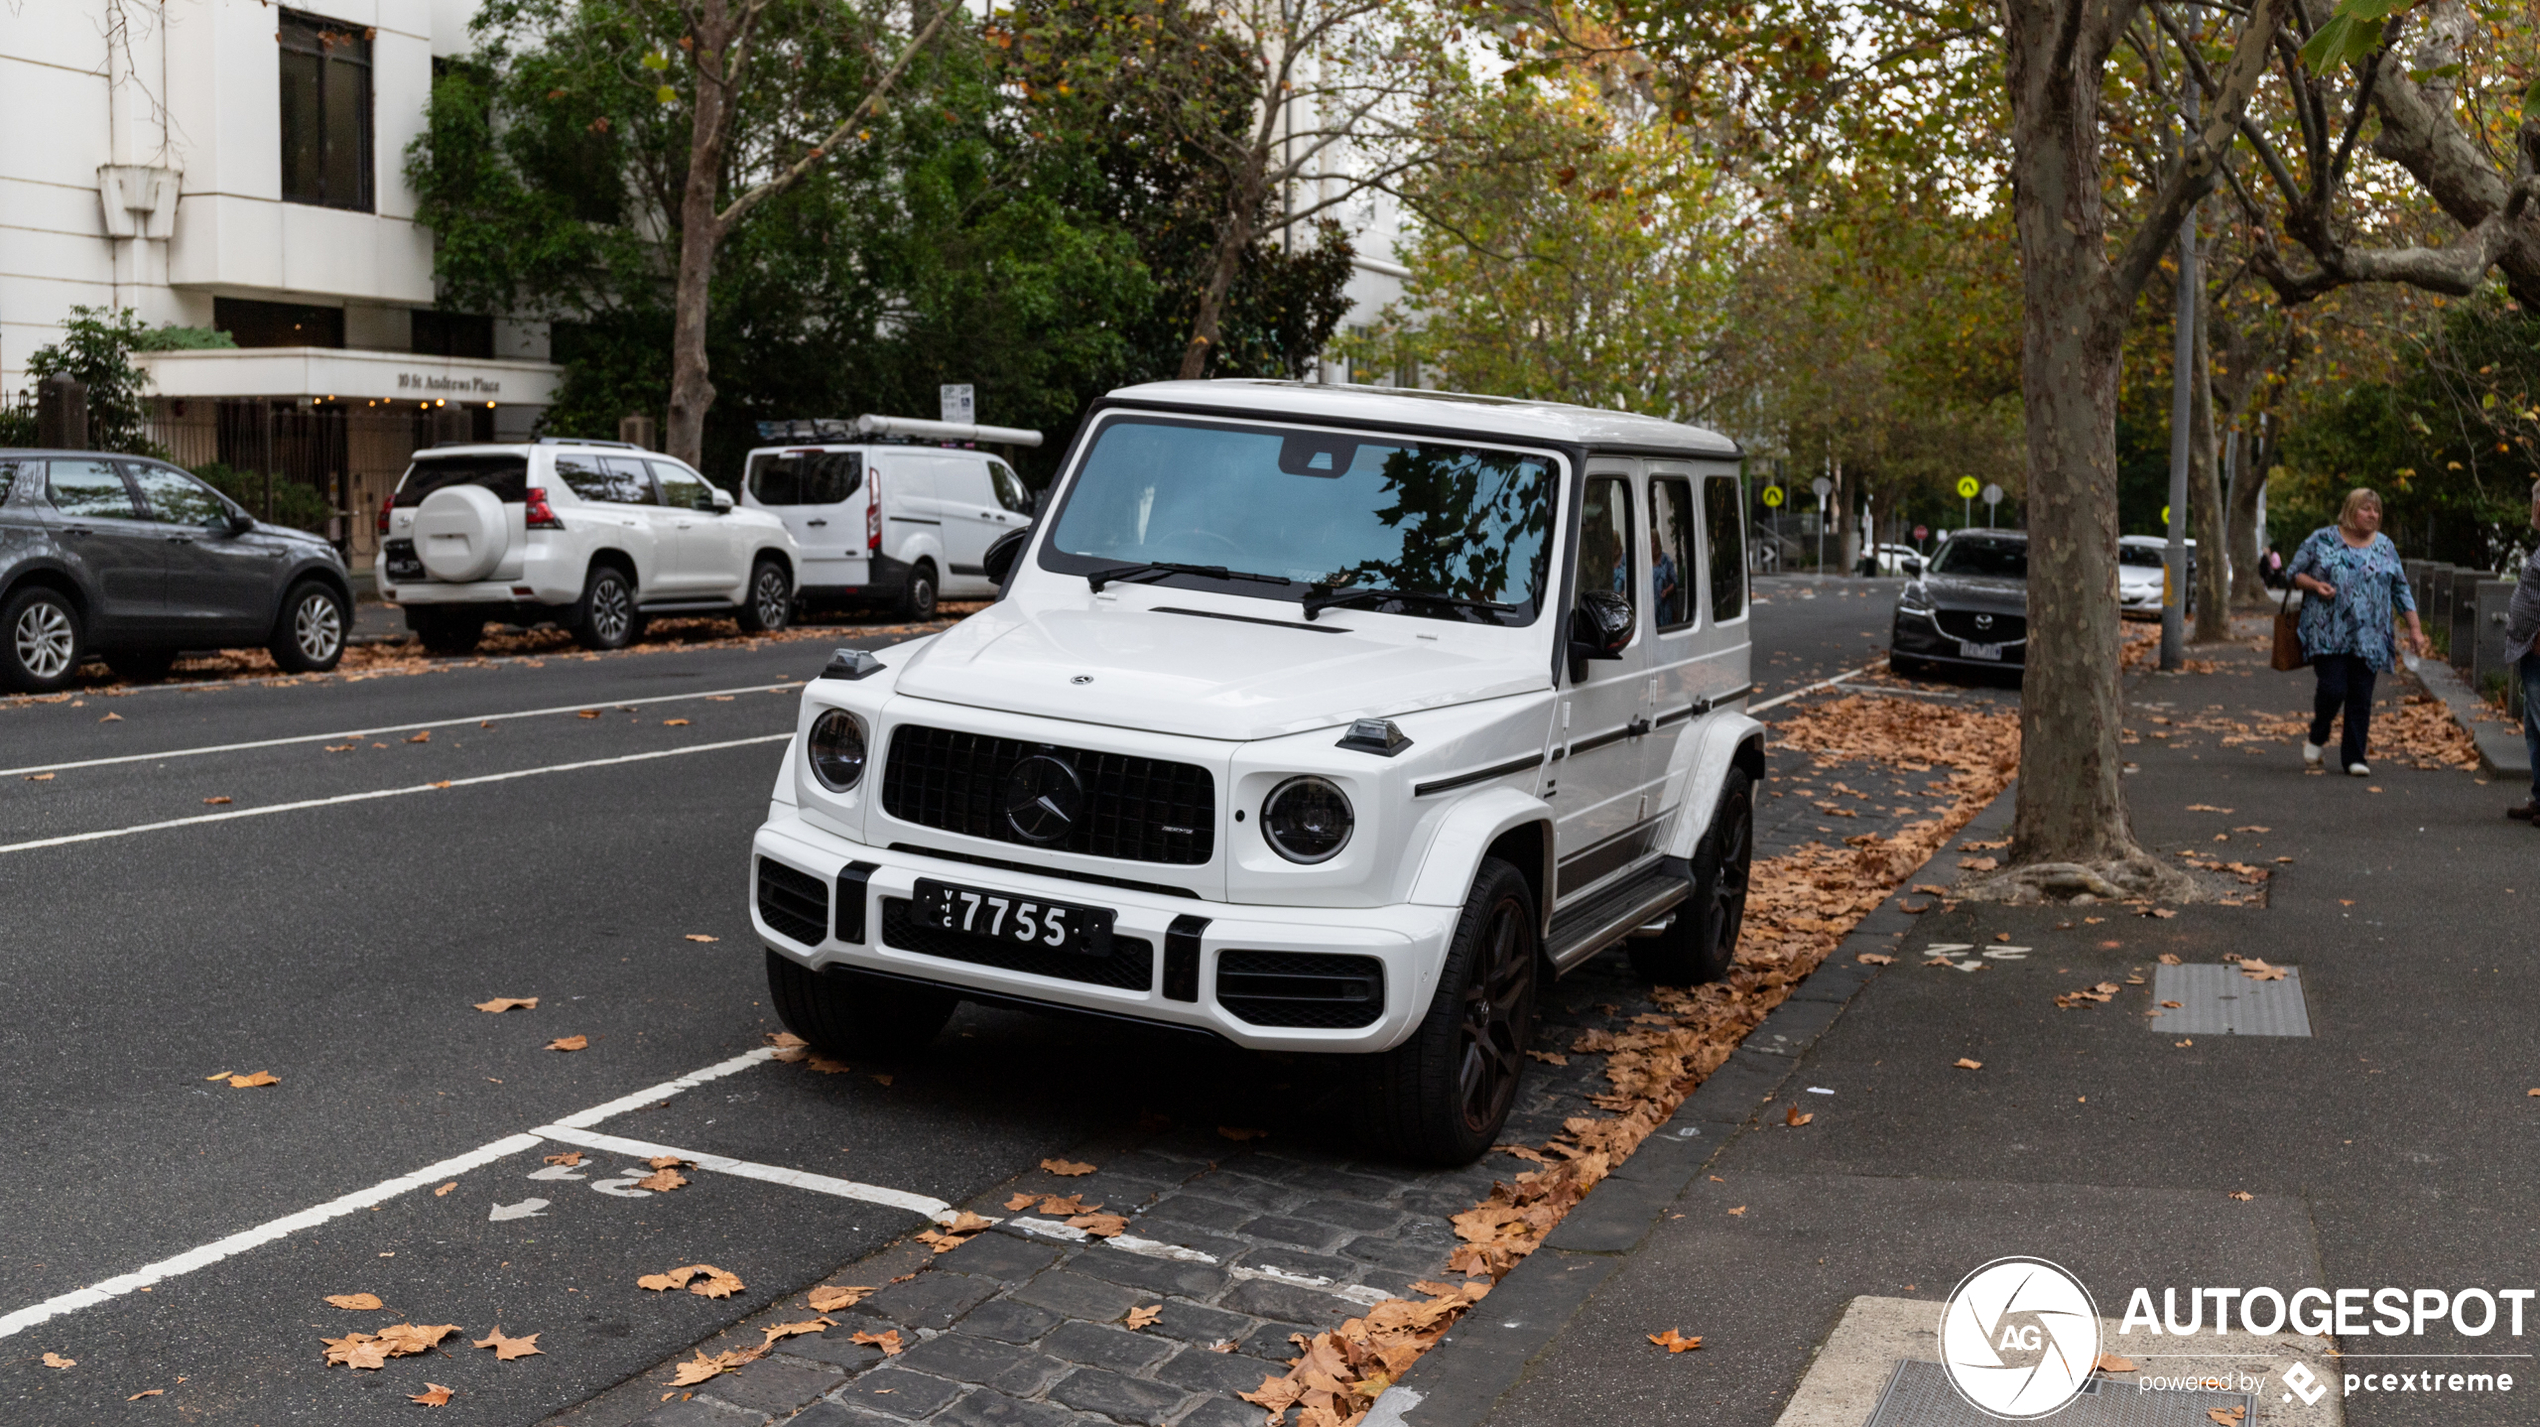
[535,436,644,449]
[754,415,1043,448]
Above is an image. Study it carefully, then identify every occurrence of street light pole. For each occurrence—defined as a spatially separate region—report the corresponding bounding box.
[2161,65,2200,672]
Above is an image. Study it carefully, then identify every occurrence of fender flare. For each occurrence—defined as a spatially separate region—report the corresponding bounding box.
[1406,785,1557,922]
[1663,713,1767,860]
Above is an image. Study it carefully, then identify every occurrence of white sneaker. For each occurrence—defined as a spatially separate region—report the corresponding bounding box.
[2302,741,2324,768]
[2348,763,2371,777]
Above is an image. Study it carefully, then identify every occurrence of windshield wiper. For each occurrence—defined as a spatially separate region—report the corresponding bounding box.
[1086,562,1292,593]
[1301,585,1515,623]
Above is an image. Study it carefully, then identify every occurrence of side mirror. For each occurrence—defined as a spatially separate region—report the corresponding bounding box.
[982,526,1030,590]
[707,487,733,513]
[1901,557,1923,577]
[1567,590,1633,664]
[224,510,255,535]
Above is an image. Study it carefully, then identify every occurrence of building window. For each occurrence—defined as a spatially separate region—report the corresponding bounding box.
[412,311,495,359]
[279,11,373,212]
[215,297,346,349]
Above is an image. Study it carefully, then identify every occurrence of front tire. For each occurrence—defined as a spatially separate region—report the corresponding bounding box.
[574,565,637,650]
[1628,769,1754,985]
[897,560,938,622]
[3,587,82,693]
[766,951,958,1058]
[269,581,347,673]
[737,558,792,633]
[1359,857,1539,1165]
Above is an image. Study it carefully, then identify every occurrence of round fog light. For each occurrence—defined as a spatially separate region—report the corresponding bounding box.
[807,709,867,791]
[1262,776,1353,863]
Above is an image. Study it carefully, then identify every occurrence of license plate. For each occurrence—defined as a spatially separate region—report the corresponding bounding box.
[1958,640,2004,660]
[913,878,1114,958]
[385,540,424,580]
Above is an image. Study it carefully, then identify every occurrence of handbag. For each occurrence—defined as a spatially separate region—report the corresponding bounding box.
[2270,581,2308,671]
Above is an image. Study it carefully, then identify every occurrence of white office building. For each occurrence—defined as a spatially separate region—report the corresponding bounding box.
[1,0,560,559]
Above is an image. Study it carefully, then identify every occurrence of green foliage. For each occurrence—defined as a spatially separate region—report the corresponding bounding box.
[192,462,335,532]
[2298,0,2410,73]
[131,325,237,351]
[14,306,166,456]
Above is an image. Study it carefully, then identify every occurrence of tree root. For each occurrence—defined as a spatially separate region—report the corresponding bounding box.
[1955,853,2205,905]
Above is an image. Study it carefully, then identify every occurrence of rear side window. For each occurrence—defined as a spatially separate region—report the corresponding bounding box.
[1702,474,1747,623]
[1650,477,1696,631]
[748,450,862,506]
[395,455,528,507]
[0,459,29,503]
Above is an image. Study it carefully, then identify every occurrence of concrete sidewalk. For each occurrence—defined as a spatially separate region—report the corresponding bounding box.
[1391,639,2539,1427]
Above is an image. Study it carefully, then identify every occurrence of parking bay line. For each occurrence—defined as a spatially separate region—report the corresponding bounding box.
[0,679,806,779]
[0,734,793,856]
[530,1126,957,1221]
[1750,659,1887,713]
[0,1047,791,1341]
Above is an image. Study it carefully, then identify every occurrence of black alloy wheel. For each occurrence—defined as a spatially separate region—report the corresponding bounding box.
[1360,856,1539,1164]
[738,559,792,633]
[1628,768,1755,985]
[576,565,637,650]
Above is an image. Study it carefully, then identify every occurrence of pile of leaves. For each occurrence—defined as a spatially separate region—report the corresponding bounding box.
[1768,694,2021,777]
[1239,1282,1490,1426]
[2373,692,2482,770]
[321,1322,460,1370]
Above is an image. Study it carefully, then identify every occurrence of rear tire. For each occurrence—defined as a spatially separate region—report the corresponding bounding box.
[766,950,957,1058]
[574,565,637,650]
[1358,857,1538,1165]
[1627,769,1753,985]
[737,558,793,633]
[104,647,178,683]
[3,587,83,693]
[897,560,938,622]
[414,608,483,657]
[269,581,347,673]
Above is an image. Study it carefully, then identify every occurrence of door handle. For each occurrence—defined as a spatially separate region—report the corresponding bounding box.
[806,519,828,527]
[1627,716,1653,737]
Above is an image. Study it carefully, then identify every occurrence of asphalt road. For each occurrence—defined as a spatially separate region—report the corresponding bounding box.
[0,577,1905,1424]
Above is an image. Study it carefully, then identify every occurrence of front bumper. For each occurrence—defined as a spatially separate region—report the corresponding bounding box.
[750,809,1455,1052]
[1892,608,2028,669]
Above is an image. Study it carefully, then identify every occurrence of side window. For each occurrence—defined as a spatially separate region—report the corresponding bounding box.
[651,461,712,511]
[0,459,29,504]
[1578,476,1637,616]
[1702,474,1748,623]
[602,456,659,505]
[1649,477,1696,631]
[131,466,233,527]
[553,454,614,502]
[989,462,1030,514]
[46,460,143,519]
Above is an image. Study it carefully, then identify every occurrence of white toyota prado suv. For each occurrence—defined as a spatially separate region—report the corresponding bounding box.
[749,381,1762,1163]
[376,438,801,655]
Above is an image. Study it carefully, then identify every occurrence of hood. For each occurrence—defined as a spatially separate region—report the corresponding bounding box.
[256,521,334,548]
[892,600,1547,741]
[1918,572,2027,612]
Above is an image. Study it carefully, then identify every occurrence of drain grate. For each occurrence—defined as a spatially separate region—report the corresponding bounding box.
[2150,963,2312,1037]
[1863,1359,2254,1427]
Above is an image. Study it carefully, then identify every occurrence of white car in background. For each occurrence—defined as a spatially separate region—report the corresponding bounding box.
[740,417,1040,621]
[376,438,800,654]
[2117,534,2196,617]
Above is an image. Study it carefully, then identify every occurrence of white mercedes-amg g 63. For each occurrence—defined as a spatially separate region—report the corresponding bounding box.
[750,380,1762,1163]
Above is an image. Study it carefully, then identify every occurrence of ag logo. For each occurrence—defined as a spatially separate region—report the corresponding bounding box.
[1938,1257,2100,1419]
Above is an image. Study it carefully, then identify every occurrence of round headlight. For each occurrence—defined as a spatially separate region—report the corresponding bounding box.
[807,709,867,791]
[1262,776,1353,864]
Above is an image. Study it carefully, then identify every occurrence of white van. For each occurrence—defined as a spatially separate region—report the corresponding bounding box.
[739,417,1039,620]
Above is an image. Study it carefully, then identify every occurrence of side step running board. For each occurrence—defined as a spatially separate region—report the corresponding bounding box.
[1546,857,1693,972]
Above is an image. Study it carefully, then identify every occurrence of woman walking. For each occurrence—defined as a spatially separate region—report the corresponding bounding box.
[2287,488,2428,776]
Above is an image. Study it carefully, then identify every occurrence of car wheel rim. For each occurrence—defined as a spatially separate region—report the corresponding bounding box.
[295,594,341,661]
[594,578,630,640]
[15,603,72,679]
[1710,796,1752,960]
[1456,894,1532,1133]
[756,569,787,625]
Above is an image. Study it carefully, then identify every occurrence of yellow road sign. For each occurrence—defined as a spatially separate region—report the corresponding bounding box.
[1956,476,1980,499]
[1761,485,1785,508]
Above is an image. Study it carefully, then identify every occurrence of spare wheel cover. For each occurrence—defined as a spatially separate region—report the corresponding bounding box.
[414,484,510,582]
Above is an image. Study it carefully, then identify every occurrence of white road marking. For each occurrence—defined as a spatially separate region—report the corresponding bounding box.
[0,1047,781,1341]
[530,1126,956,1222]
[0,679,806,778]
[0,734,792,856]
[1003,1219,1391,1304]
[1750,660,1888,713]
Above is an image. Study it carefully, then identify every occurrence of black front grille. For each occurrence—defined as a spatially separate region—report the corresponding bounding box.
[757,859,828,946]
[881,725,1214,865]
[1935,610,2026,643]
[1217,951,1385,1029]
[879,898,1153,990]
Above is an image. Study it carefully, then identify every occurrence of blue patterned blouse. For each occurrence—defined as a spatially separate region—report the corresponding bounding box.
[2287,526,2415,670]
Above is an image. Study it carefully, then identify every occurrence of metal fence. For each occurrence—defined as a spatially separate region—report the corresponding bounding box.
[147,399,482,560]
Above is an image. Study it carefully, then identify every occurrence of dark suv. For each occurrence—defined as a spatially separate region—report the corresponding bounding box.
[1,451,354,691]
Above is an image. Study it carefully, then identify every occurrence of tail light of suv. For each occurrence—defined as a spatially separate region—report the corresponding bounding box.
[525,486,565,530]
[866,475,881,552]
[376,492,394,534]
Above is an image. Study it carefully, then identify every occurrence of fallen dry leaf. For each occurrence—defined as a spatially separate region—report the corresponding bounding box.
[1953,1058,1983,1070]
[1726,1205,1747,1216]
[2097,1352,2137,1373]
[638,1264,744,1298]
[765,1031,808,1049]
[663,718,690,726]
[322,1323,459,1370]
[1217,1126,1270,1142]
[1526,1050,1570,1065]
[545,1035,588,1052]
[325,1293,384,1311]
[475,997,538,1013]
[945,1210,994,1234]
[1124,1304,1163,1331]
[1066,1213,1130,1237]
[2184,804,2233,813]
[544,1151,583,1167]
[2158,953,2182,965]
[2209,1406,2247,1426]
[1648,1329,1703,1353]
[2161,1000,2183,1009]
[2228,1191,2254,1202]
[806,1285,874,1312]
[434,1182,457,1196]
[1957,856,1998,871]
[1856,952,1895,965]
[760,1318,835,1349]
[849,1328,904,1356]
[474,1329,542,1361]
[1040,1158,1098,1176]
[1004,1192,1040,1210]
[228,1071,280,1088]
[806,1055,851,1073]
[869,1073,893,1086]
[1034,1195,1100,1215]
[127,1388,163,1400]
[1783,1105,1812,1128]
[683,933,717,942]
[635,1167,687,1193]
[2148,908,2178,919]
[24,772,54,781]
[41,1352,73,1369]
[2239,958,2289,982]
[577,710,599,719]
[1209,1340,1238,1353]
[2176,1039,2194,1047]
[100,712,120,721]
[201,796,232,805]
[667,1348,764,1386]
[915,1229,973,1254]
[410,1384,454,1406]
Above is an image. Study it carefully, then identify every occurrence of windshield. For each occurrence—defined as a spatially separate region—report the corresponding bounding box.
[2117,544,2166,568]
[1931,538,2027,579]
[1041,416,1557,624]
[748,450,862,506]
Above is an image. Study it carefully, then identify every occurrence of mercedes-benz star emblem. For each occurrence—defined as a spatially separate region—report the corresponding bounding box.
[1003,755,1086,844]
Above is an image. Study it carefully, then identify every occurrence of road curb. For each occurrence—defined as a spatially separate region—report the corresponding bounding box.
[2409,654,2528,778]
[1378,783,2019,1426]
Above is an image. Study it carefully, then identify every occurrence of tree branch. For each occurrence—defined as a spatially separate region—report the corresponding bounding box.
[712,4,952,237]
[2105,0,2284,315]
